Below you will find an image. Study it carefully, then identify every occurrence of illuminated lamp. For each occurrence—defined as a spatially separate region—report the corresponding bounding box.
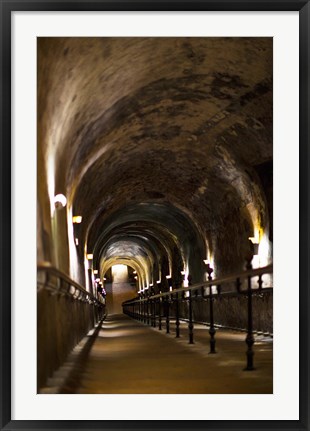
[87,254,93,260]
[72,215,82,224]
[248,237,259,255]
[54,194,67,209]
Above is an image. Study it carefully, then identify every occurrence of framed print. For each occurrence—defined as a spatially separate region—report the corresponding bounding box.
[1,1,309,430]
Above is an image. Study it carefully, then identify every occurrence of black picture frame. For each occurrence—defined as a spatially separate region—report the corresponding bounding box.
[1,1,309,430]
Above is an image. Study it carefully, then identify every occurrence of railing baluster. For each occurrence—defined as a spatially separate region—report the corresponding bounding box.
[258,274,263,291]
[152,297,156,327]
[158,296,162,330]
[139,297,142,321]
[175,291,180,338]
[147,297,150,325]
[245,260,255,371]
[206,265,216,354]
[188,275,194,344]
[166,296,170,334]
[236,277,242,293]
[144,296,147,324]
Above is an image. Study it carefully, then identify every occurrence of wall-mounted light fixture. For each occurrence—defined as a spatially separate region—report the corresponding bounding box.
[248,237,259,255]
[134,276,138,280]
[86,254,93,260]
[95,278,100,282]
[204,259,213,280]
[103,277,107,281]
[75,238,79,246]
[150,283,153,287]
[166,275,173,291]
[72,215,82,224]
[156,280,161,284]
[133,270,137,274]
[54,194,67,209]
[93,270,98,275]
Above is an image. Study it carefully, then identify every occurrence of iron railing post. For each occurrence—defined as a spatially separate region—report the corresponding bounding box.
[139,296,142,321]
[188,275,194,344]
[158,294,162,330]
[143,294,146,323]
[147,294,150,325]
[245,258,255,370]
[166,296,170,334]
[207,264,216,354]
[175,290,180,338]
[152,294,156,327]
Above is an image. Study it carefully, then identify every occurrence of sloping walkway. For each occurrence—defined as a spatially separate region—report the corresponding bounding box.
[42,314,272,394]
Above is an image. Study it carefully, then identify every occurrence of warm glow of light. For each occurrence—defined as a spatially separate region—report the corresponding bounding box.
[93,270,98,274]
[150,283,153,287]
[203,259,209,265]
[95,278,100,282]
[183,263,189,288]
[47,156,56,217]
[67,204,80,282]
[87,254,93,260]
[72,215,82,224]
[169,286,172,292]
[133,270,137,274]
[54,194,67,209]
[103,277,107,281]
[156,280,161,284]
[258,233,271,268]
[112,264,128,279]
[166,275,171,279]
[134,276,138,280]
[248,236,259,244]
[99,281,103,285]
[246,203,262,241]
[181,270,185,275]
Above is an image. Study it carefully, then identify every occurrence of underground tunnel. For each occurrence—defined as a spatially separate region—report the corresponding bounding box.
[37,37,273,394]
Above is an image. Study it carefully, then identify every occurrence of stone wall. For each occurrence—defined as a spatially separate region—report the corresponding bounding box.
[37,288,105,391]
[106,282,137,315]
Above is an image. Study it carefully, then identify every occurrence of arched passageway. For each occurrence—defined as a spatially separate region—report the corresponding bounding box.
[37,37,273,394]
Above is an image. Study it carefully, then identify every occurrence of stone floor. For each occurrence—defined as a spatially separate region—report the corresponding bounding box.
[41,314,273,394]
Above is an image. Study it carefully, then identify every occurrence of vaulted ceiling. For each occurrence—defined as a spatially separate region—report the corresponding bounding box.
[38,37,273,283]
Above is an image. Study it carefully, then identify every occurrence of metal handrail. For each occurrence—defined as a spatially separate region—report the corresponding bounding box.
[123,263,273,370]
[123,264,273,303]
[37,261,105,306]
